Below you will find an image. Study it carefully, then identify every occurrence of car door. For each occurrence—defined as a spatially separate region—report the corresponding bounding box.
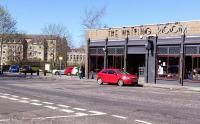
[107,70,117,83]
[100,70,108,82]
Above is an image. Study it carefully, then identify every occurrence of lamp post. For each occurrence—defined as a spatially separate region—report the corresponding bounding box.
[0,38,3,74]
[59,56,63,70]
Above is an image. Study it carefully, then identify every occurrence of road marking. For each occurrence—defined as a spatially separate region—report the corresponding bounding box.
[135,120,152,124]
[30,113,89,120]
[44,106,58,109]
[30,103,43,106]
[0,95,8,98]
[19,100,29,103]
[73,108,86,111]
[60,109,74,113]
[57,104,70,108]
[10,95,19,98]
[31,99,40,102]
[3,93,10,96]
[8,98,19,101]
[89,111,107,115]
[21,97,29,100]
[0,119,10,122]
[112,115,127,120]
[42,102,54,105]
[75,112,88,116]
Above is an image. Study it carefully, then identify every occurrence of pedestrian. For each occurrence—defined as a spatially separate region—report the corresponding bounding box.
[79,66,83,79]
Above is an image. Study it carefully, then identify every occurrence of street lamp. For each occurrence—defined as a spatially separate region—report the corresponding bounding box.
[58,56,63,70]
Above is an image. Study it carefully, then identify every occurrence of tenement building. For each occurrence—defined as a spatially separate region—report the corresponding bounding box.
[67,48,85,66]
[0,35,68,69]
[85,20,200,85]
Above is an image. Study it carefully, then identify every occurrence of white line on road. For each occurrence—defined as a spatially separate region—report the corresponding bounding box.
[0,119,10,122]
[7,98,19,101]
[57,104,70,108]
[10,95,19,98]
[44,106,58,109]
[30,103,43,106]
[19,100,29,103]
[75,112,88,116]
[0,95,8,98]
[31,99,40,102]
[135,119,152,124]
[42,102,54,105]
[3,93,10,96]
[112,115,127,120]
[21,97,29,100]
[30,113,89,120]
[73,108,86,111]
[89,111,107,115]
[60,109,74,113]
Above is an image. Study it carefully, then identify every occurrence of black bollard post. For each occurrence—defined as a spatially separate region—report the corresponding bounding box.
[44,70,46,76]
[37,70,39,76]
[91,71,94,79]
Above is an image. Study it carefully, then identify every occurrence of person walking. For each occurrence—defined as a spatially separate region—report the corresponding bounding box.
[79,66,83,79]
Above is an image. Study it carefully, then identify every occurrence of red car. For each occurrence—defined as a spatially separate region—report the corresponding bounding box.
[96,69,138,86]
[64,67,73,75]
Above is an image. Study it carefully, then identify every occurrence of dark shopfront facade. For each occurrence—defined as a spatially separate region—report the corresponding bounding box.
[85,21,200,86]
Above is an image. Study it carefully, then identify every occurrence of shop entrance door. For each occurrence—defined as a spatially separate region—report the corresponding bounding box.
[127,54,145,75]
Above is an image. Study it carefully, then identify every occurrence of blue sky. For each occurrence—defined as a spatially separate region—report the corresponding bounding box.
[1,0,200,47]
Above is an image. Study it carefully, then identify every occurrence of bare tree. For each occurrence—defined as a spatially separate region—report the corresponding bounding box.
[0,5,17,72]
[82,6,106,29]
[42,24,73,48]
[0,5,17,34]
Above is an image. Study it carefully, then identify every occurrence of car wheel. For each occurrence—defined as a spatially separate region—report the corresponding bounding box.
[55,72,60,75]
[97,78,103,85]
[118,79,124,86]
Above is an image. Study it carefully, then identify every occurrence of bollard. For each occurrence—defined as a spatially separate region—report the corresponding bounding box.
[91,71,94,79]
[44,70,46,76]
[37,70,39,76]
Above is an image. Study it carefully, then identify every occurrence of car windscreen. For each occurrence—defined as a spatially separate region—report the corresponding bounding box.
[117,70,130,75]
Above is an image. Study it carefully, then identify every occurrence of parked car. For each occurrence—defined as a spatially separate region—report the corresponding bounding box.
[9,64,20,72]
[96,69,138,86]
[52,69,65,75]
[71,67,80,76]
[64,67,73,75]
[20,65,36,73]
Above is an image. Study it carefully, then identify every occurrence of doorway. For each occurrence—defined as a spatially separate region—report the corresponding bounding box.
[127,54,145,75]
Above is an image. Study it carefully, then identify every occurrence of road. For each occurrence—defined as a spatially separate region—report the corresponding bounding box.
[0,78,200,124]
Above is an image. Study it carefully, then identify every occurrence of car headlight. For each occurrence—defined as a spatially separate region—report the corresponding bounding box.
[122,76,130,80]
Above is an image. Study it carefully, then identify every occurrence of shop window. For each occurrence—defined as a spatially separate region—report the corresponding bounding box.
[116,48,124,54]
[185,46,197,54]
[157,47,168,54]
[185,57,200,80]
[108,48,115,55]
[169,47,180,54]
[89,48,96,54]
[157,56,179,79]
[97,48,104,54]
[89,56,104,72]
